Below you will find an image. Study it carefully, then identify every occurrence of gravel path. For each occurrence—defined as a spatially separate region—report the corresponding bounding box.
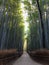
[13,52,42,65]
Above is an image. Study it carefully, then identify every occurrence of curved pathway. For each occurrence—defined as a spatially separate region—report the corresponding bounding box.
[13,52,42,65]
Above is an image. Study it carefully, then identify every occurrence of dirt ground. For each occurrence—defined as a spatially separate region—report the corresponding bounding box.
[29,49,49,65]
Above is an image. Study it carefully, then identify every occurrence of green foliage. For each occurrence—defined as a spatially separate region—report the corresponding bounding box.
[0,0,49,51]
[23,0,41,50]
[0,0,24,51]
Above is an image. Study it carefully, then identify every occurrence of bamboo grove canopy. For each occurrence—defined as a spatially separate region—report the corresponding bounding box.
[0,0,24,51]
[26,0,49,50]
[0,0,49,51]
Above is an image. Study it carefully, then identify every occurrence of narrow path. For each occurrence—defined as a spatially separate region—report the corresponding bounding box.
[12,52,42,65]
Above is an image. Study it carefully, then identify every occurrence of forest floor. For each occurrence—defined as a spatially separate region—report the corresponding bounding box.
[0,49,22,65]
[29,49,49,65]
[12,51,41,65]
[0,49,49,65]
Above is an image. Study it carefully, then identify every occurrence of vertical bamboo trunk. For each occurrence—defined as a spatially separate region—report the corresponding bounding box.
[36,0,45,48]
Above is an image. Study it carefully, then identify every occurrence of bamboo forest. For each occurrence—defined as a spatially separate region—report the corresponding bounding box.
[0,0,49,65]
